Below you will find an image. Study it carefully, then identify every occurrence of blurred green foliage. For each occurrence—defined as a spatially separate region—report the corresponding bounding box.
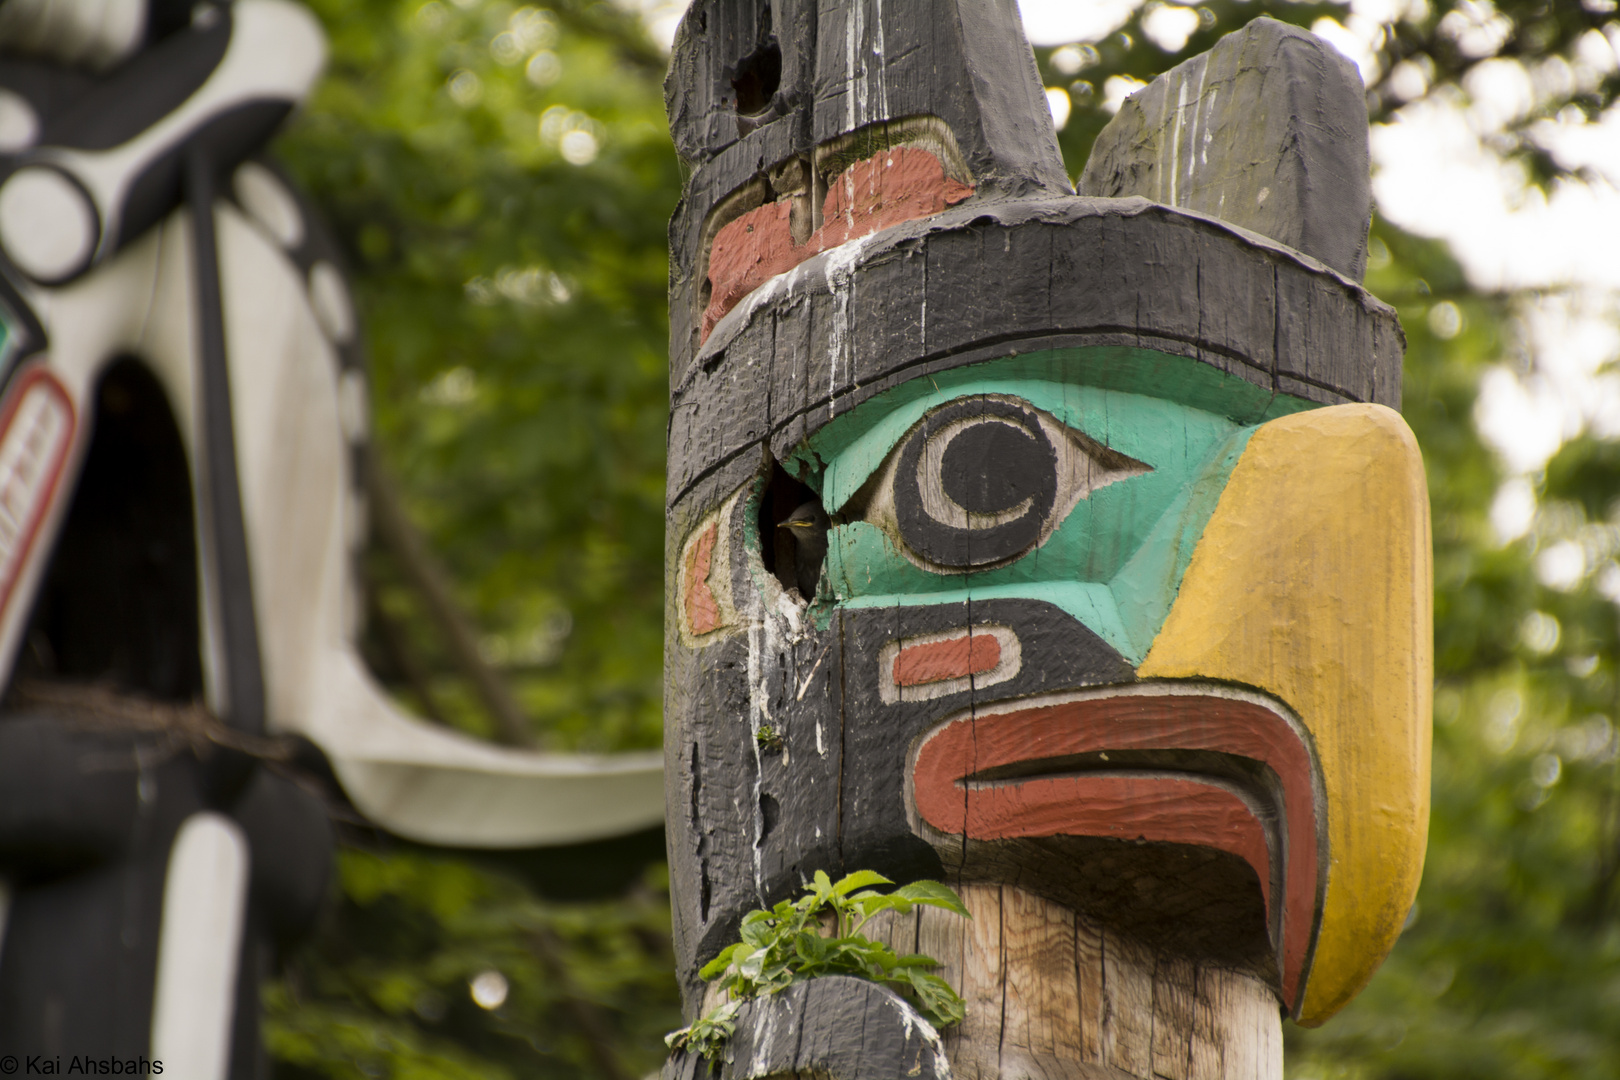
[264,0,1620,1077]
[266,1,682,1076]
[280,0,676,754]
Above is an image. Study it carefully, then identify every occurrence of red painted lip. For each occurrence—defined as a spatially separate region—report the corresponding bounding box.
[910,685,1321,1012]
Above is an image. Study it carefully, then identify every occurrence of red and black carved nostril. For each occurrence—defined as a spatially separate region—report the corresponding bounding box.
[894,398,1058,569]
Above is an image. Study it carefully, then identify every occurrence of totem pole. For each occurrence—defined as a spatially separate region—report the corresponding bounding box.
[663,4,1429,1079]
[0,1,661,1073]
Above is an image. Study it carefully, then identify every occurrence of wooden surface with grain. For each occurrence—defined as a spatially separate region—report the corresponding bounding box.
[869,885,1283,1080]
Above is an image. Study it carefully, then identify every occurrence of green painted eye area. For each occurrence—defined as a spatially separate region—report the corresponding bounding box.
[863,394,1146,574]
[791,349,1316,661]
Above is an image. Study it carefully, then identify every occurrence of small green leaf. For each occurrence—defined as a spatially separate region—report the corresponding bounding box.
[794,932,828,964]
[906,971,967,1029]
[852,894,912,922]
[687,869,968,1043]
[892,953,939,969]
[833,870,893,896]
[892,880,971,919]
[699,944,739,981]
[739,911,775,946]
[667,999,744,1062]
[737,946,766,980]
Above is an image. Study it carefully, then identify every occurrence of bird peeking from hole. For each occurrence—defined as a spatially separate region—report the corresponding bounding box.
[776,499,829,601]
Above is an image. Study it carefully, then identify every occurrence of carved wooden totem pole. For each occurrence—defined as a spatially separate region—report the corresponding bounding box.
[663,3,1430,1079]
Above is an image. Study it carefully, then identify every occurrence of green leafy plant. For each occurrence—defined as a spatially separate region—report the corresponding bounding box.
[665,871,971,1061]
[664,998,742,1060]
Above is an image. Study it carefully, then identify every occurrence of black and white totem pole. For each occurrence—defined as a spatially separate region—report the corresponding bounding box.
[0,1,663,1073]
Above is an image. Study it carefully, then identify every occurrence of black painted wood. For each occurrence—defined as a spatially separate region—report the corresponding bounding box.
[667,196,1403,509]
[666,0,1070,365]
[665,538,1136,1005]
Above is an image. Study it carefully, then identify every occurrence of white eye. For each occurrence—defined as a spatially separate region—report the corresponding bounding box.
[862,395,1147,572]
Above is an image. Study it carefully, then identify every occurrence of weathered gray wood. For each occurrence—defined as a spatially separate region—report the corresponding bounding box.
[1079,18,1372,282]
[663,976,953,1080]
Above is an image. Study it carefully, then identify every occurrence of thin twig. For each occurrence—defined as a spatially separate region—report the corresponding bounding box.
[365,457,534,747]
[529,926,636,1080]
[6,679,298,761]
[364,573,453,727]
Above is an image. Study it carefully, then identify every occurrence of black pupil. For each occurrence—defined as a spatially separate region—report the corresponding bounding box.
[939,421,1049,514]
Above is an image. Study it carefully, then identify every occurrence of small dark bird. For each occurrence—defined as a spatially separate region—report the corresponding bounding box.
[777,499,830,601]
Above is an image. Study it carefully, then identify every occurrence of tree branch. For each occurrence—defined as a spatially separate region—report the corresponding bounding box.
[529,926,636,1080]
[364,573,453,729]
[365,456,534,747]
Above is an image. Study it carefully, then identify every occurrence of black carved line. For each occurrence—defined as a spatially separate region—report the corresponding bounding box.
[186,147,265,744]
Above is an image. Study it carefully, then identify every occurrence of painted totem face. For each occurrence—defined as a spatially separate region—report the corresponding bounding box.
[674,344,1428,1026]
[664,0,1428,1033]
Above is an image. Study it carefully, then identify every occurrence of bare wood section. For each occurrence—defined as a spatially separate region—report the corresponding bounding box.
[910,885,1281,1080]
[691,884,1279,1079]
[1151,956,1198,1080]
[1004,886,1085,1073]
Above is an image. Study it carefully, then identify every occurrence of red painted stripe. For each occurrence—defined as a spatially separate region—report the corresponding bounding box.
[893,633,1001,687]
[962,772,1272,908]
[0,367,75,625]
[911,693,1318,1012]
[701,147,974,341]
[683,522,721,634]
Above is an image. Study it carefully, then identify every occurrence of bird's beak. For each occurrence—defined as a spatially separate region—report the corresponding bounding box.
[1136,403,1431,1026]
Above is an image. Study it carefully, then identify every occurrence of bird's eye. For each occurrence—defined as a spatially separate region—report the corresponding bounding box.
[861,395,1147,572]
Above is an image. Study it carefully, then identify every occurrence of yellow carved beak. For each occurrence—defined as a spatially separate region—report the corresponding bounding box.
[1138,403,1433,1027]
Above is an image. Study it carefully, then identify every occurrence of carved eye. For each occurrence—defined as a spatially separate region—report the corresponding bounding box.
[863,396,1147,571]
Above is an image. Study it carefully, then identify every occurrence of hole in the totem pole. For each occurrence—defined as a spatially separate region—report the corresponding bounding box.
[699,859,712,921]
[731,41,781,119]
[757,791,780,843]
[689,742,704,834]
[13,359,202,702]
[756,459,824,602]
